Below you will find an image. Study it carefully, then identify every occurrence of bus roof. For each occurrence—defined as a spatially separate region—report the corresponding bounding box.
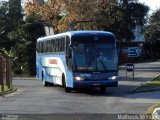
[37,30,115,42]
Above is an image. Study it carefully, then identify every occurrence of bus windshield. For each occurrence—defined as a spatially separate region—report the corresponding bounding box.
[72,41,118,72]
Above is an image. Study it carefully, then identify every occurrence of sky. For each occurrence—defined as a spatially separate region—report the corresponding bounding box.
[139,0,160,14]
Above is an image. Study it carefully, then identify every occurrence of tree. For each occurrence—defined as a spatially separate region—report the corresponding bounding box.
[24,0,64,33]
[0,0,28,74]
[24,0,122,32]
[145,9,160,43]
[113,1,149,41]
[22,14,46,76]
[144,9,160,59]
[128,3,149,27]
[7,21,28,73]
[7,0,25,74]
[8,0,22,28]
[0,0,46,75]
[24,0,149,41]
[0,1,11,50]
[21,0,151,74]
[94,0,123,40]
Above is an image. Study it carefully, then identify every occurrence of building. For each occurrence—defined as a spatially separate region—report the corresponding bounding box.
[118,0,138,4]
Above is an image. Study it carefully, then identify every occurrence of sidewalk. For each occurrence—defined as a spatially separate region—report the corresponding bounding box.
[118,61,160,81]
[118,62,160,115]
[12,76,37,80]
[116,61,160,96]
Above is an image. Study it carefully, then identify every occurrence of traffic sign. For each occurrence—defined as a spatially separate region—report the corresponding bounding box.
[125,63,135,79]
[126,63,134,72]
[128,47,138,57]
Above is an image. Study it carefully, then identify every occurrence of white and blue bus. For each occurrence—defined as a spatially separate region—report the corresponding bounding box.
[36,31,118,92]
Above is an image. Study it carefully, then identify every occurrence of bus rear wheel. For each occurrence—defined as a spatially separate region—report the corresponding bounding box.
[42,73,49,87]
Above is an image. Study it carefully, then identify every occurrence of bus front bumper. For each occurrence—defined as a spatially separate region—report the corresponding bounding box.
[73,80,118,88]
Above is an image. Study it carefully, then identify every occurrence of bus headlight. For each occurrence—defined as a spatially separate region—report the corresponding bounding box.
[74,76,85,81]
[108,76,117,80]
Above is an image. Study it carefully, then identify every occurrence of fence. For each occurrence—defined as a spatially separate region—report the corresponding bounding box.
[0,54,12,92]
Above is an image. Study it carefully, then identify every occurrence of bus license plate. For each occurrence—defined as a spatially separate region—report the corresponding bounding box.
[93,83,100,86]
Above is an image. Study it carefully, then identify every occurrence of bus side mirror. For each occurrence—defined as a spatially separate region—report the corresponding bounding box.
[69,44,73,48]
[68,49,72,58]
[66,48,72,70]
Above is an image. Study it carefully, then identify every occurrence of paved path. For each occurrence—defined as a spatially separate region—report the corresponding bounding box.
[0,61,159,119]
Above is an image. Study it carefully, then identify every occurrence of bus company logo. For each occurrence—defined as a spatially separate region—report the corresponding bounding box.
[49,59,57,64]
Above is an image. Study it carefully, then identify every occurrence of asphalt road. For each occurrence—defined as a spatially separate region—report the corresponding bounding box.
[0,61,160,119]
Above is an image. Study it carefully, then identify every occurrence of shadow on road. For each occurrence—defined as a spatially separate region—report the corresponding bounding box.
[12,71,160,100]
[70,75,160,100]
[71,84,135,97]
[70,83,160,100]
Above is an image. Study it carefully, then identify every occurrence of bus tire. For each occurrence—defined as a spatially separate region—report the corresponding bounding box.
[42,72,48,87]
[62,74,65,88]
[65,87,72,93]
[62,74,72,93]
[49,83,54,86]
[100,86,106,93]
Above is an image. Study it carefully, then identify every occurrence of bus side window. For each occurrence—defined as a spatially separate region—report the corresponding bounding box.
[48,40,52,53]
[47,40,50,53]
[41,41,44,53]
[51,39,55,53]
[40,42,42,53]
[36,42,39,53]
[58,38,61,53]
[65,36,71,57]
[59,38,64,53]
[46,41,49,53]
[46,40,48,53]
[55,39,58,52]
[44,41,46,53]
[61,37,65,52]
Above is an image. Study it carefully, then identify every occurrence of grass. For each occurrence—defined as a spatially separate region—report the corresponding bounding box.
[0,85,15,96]
[132,75,160,93]
[0,85,9,93]
[147,103,160,114]
[131,75,160,114]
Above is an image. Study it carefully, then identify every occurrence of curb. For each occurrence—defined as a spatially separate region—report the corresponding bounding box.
[13,77,37,80]
[130,88,160,94]
[0,88,17,96]
[129,74,160,93]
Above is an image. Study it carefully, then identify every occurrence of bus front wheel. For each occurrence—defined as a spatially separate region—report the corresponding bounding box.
[100,86,106,93]
[62,75,72,93]
[65,87,72,93]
